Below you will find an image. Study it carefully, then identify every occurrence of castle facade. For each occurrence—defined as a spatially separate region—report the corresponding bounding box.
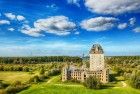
[62,44,109,83]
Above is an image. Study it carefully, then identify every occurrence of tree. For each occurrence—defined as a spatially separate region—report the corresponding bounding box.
[39,67,45,75]
[84,76,102,89]
[129,71,140,89]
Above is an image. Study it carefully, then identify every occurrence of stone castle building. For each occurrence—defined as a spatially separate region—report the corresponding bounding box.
[62,44,109,83]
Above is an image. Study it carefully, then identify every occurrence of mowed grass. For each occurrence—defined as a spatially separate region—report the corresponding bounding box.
[19,76,140,94]
[0,72,33,84]
[19,83,140,94]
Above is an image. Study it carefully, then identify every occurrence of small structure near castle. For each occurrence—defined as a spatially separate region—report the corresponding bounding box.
[62,44,109,83]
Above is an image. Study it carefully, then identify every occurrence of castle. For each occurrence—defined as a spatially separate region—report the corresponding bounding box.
[62,44,109,83]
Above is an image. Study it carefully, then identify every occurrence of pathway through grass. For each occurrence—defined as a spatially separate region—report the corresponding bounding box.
[19,75,140,94]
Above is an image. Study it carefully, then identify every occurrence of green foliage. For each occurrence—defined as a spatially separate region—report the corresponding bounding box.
[129,71,140,89]
[47,69,61,76]
[109,74,117,82]
[84,76,102,89]
[5,81,29,94]
[29,74,48,83]
[39,67,45,75]
[0,80,8,89]
[29,75,40,83]
[113,67,124,76]
[70,79,81,83]
[0,56,82,64]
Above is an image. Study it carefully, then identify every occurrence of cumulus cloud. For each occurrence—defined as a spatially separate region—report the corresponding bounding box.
[129,17,136,26]
[0,20,10,25]
[133,27,140,33]
[8,28,15,31]
[85,0,140,15]
[4,13,26,21]
[67,0,80,7]
[80,17,118,31]
[20,16,76,37]
[21,24,44,37]
[17,15,25,21]
[34,16,76,36]
[4,13,16,20]
[118,23,127,29]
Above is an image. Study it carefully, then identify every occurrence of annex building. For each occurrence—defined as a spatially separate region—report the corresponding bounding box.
[62,44,109,83]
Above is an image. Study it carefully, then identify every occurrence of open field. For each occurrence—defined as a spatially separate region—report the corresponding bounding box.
[0,72,33,84]
[19,76,140,94]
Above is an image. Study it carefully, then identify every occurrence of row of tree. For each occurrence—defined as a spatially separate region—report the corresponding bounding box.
[0,56,82,64]
[106,56,140,64]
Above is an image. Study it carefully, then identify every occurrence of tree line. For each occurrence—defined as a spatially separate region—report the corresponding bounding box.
[0,56,82,64]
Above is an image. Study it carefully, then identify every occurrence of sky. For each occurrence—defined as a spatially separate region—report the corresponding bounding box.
[0,0,140,56]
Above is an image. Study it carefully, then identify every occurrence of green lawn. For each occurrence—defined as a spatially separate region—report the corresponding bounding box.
[19,76,140,94]
[0,71,33,84]
[19,83,140,94]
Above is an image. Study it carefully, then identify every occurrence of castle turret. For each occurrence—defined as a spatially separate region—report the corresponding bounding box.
[89,44,105,71]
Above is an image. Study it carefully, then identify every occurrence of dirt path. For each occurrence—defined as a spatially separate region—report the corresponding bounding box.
[46,76,58,84]
[47,76,83,87]
[121,81,127,87]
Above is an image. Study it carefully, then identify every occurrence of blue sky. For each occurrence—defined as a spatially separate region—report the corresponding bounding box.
[0,0,140,56]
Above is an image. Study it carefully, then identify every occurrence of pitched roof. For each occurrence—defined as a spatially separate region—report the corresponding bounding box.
[89,44,104,54]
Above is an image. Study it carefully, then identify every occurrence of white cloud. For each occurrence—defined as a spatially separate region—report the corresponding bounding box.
[0,20,10,25]
[17,15,25,21]
[129,17,136,26]
[85,0,140,15]
[118,23,127,29]
[133,27,140,33]
[8,28,15,31]
[74,31,80,35]
[20,16,76,37]
[21,24,45,37]
[67,0,80,7]
[80,17,118,31]
[34,16,76,36]
[4,13,16,20]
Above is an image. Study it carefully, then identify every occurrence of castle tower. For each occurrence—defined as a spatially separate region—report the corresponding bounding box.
[89,44,105,71]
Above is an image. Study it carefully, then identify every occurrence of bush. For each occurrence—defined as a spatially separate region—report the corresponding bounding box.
[23,66,29,72]
[0,81,9,89]
[39,67,45,75]
[84,76,102,89]
[38,75,46,81]
[109,74,116,82]
[29,75,40,83]
[5,81,29,94]
[129,71,140,89]
[70,79,80,83]
[47,69,61,76]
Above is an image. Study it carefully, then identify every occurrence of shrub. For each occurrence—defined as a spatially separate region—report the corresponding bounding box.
[48,69,61,76]
[129,71,140,89]
[29,75,40,83]
[84,76,102,89]
[109,74,116,82]
[5,81,29,94]
[39,67,45,75]
[38,75,46,81]
[70,79,80,83]
[0,81,9,89]
[23,66,29,72]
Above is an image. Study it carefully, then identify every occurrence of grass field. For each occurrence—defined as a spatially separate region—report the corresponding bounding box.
[0,72,33,84]
[19,76,140,94]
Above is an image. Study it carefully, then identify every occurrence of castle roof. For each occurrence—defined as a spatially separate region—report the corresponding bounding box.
[89,44,104,54]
